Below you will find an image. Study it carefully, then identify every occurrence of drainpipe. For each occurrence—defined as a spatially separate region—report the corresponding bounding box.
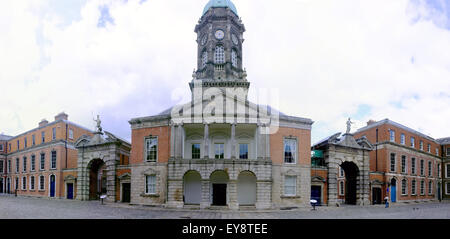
[375,128,378,172]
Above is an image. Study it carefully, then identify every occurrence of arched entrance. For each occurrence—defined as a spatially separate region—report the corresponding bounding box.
[183,171,202,205]
[210,170,229,206]
[237,171,257,206]
[390,178,397,202]
[88,159,106,200]
[340,161,359,205]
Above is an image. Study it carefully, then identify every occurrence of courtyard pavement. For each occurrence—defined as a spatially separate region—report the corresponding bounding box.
[0,194,449,219]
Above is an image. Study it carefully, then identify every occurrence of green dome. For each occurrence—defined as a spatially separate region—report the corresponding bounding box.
[202,0,238,16]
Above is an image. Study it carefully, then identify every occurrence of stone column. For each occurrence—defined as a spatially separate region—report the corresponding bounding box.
[170,123,175,158]
[166,179,184,208]
[231,123,236,159]
[228,180,239,210]
[105,154,116,202]
[200,180,211,209]
[256,124,264,160]
[327,161,339,206]
[203,123,209,159]
[256,181,272,209]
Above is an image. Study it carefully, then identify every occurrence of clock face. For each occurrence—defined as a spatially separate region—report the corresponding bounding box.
[232,34,238,45]
[201,34,208,45]
[215,30,225,40]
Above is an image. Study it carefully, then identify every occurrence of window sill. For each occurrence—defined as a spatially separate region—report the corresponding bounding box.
[281,195,300,199]
[140,193,159,198]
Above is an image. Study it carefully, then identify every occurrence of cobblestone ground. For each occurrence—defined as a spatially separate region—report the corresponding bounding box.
[1,194,449,219]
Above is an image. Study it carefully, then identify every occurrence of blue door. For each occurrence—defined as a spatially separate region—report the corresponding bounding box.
[50,175,55,197]
[67,183,73,199]
[391,186,396,202]
[311,186,321,205]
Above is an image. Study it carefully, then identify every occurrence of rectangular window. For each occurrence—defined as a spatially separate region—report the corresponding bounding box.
[17,140,19,150]
[401,155,407,173]
[420,160,424,176]
[23,157,27,172]
[412,180,416,195]
[420,180,425,195]
[389,130,395,142]
[427,144,431,153]
[428,161,432,177]
[41,131,45,144]
[436,148,439,156]
[145,175,156,194]
[51,151,57,169]
[339,166,344,177]
[145,137,158,162]
[52,127,56,140]
[40,153,45,170]
[9,144,11,152]
[419,141,423,150]
[0,144,3,151]
[447,147,450,156]
[339,181,345,196]
[446,182,450,195]
[8,160,11,173]
[69,129,74,140]
[31,155,35,171]
[239,144,249,159]
[30,176,35,190]
[284,138,297,164]
[192,144,201,159]
[446,164,450,178]
[390,153,396,172]
[24,138,27,148]
[214,144,224,159]
[39,175,45,190]
[410,137,415,148]
[15,158,19,173]
[428,181,432,195]
[32,135,35,146]
[411,158,416,175]
[22,176,27,190]
[0,160,3,173]
[401,133,405,145]
[401,179,407,195]
[15,177,19,190]
[284,176,296,196]
[438,164,441,178]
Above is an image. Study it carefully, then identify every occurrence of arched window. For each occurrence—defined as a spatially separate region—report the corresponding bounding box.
[214,45,225,64]
[231,49,238,68]
[201,51,208,69]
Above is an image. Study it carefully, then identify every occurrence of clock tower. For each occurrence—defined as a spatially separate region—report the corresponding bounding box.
[190,0,249,94]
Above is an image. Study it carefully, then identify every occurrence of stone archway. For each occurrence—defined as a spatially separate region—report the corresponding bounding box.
[183,170,202,205]
[210,170,229,206]
[88,158,106,200]
[237,171,257,206]
[340,161,359,205]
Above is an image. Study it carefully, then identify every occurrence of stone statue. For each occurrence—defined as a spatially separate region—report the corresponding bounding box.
[94,115,102,133]
[346,118,354,134]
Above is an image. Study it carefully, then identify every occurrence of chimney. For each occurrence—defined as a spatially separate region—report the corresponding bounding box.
[55,112,68,121]
[39,119,49,127]
[367,119,376,126]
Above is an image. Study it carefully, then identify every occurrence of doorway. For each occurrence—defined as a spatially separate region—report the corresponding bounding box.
[67,183,74,199]
[237,171,257,206]
[212,184,227,206]
[311,186,322,205]
[183,171,202,205]
[122,183,131,203]
[50,175,56,197]
[390,178,397,202]
[372,187,382,204]
[0,178,3,193]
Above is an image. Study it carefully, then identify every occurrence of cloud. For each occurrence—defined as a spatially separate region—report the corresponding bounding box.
[0,0,449,144]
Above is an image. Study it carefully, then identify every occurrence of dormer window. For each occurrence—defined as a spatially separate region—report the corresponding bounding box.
[214,45,225,64]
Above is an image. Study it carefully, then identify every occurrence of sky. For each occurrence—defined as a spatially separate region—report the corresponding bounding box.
[0,0,449,145]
